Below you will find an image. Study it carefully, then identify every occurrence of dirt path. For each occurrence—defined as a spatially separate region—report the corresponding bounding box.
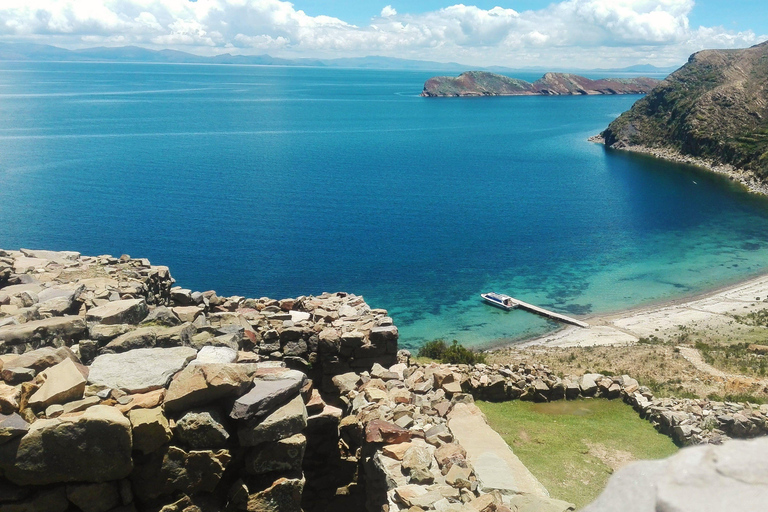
[676,346,768,387]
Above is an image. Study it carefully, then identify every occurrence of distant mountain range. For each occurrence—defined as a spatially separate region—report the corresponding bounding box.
[0,42,679,75]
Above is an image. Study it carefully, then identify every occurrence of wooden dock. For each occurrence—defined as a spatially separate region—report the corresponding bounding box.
[508,297,590,328]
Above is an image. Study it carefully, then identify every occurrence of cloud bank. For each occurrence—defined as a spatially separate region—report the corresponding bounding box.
[0,0,764,67]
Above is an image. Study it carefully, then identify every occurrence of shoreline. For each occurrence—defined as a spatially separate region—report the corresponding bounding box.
[587,135,768,197]
[510,269,768,348]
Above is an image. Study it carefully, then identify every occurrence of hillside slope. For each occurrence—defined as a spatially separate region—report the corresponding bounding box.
[421,71,659,97]
[601,41,768,181]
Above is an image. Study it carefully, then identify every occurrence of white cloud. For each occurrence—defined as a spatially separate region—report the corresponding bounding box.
[0,0,764,67]
[380,5,397,18]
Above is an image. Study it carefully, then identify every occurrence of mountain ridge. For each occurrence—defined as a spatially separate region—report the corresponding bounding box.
[0,41,676,74]
[599,40,768,185]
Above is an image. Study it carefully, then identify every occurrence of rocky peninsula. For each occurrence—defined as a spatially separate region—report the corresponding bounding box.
[597,40,768,192]
[1,248,768,512]
[421,71,660,97]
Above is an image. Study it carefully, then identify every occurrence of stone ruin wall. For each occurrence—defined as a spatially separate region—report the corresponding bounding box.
[0,248,766,512]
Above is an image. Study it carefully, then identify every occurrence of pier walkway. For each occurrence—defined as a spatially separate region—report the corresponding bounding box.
[508,297,590,328]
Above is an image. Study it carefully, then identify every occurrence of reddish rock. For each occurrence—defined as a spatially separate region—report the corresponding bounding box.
[365,419,412,445]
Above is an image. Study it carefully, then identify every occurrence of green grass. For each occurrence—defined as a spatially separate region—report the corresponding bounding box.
[477,399,679,509]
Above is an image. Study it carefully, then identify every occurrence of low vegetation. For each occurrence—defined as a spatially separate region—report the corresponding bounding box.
[417,339,486,365]
[477,399,679,509]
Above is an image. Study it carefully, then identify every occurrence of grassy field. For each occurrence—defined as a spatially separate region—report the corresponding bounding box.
[477,399,679,509]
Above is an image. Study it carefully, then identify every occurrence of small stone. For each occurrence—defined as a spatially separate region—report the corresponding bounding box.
[382,442,413,461]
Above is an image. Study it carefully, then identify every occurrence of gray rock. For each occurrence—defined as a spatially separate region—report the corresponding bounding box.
[582,437,768,512]
[579,373,601,395]
[141,306,181,327]
[88,323,134,343]
[0,405,133,485]
[104,327,157,352]
[191,345,238,365]
[0,413,29,443]
[238,394,307,446]
[230,370,306,421]
[0,315,86,347]
[244,433,306,475]
[88,347,197,393]
[130,446,230,501]
[174,409,230,449]
[86,299,148,325]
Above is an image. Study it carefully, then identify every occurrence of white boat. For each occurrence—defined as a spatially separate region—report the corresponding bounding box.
[481,292,517,311]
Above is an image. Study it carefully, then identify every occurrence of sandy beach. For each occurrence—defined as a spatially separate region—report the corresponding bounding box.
[520,272,768,348]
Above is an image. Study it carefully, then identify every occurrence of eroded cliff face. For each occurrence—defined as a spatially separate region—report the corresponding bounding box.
[421,71,659,97]
[602,41,768,180]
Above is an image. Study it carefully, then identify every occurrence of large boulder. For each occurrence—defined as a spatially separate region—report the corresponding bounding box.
[583,437,768,512]
[0,405,133,485]
[88,347,197,393]
[163,363,259,414]
[86,299,148,325]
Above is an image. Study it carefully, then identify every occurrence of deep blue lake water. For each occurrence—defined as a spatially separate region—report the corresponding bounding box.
[2,62,768,350]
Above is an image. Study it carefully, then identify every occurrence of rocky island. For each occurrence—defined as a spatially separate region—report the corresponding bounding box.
[595,41,768,191]
[421,71,660,97]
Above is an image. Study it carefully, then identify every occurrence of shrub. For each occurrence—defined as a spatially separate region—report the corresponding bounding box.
[418,339,486,365]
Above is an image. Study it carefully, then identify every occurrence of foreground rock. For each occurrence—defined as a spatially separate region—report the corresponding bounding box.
[0,405,133,485]
[421,71,659,97]
[583,437,768,512]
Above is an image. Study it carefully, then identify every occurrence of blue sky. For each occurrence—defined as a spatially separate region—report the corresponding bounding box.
[0,1,765,68]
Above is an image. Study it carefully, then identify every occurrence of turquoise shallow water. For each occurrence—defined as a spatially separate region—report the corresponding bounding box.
[1,62,768,350]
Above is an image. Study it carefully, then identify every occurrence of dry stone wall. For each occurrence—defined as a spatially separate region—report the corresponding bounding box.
[0,249,397,512]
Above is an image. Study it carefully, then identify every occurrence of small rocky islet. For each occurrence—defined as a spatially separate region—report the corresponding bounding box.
[2,248,768,511]
[420,71,660,97]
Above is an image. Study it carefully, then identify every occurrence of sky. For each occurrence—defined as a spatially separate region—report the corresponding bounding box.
[0,0,766,68]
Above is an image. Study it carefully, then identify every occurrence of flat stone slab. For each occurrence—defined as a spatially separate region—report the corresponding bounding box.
[230,370,306,421]
[86,299,148,325]
[88,347,198,393]
[448,402,549,497]
[0,316,86,346]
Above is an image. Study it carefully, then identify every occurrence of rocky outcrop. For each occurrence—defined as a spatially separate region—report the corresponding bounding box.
[421,71,659,97]
[600,40,768,183]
